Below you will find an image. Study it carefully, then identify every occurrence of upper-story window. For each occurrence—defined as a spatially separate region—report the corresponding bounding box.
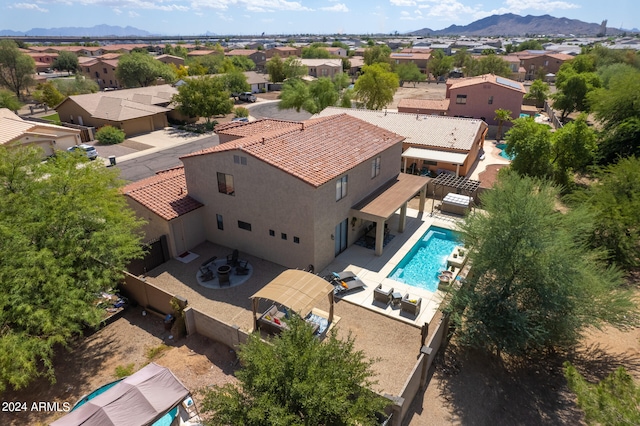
[103,68,107,74]
[336,175,348,201]
[488,96,494,105]
[217,172,235,195]
[456,95,467,105]
[371,156,381,178]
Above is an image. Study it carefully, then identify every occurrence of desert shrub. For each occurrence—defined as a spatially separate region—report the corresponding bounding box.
[95,125,125,145]
[114,363,135,378]
[234,107,249,118]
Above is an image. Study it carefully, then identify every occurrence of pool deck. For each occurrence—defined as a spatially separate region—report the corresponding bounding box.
[319,207,466,329]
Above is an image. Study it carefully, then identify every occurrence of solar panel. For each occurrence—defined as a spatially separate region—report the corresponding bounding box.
[495,76,522,90]
[392,53,413,57]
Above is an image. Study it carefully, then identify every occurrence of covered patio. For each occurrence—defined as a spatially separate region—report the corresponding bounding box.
[401,147,468,177]
[350,173,429,256]
[250,269,335,333]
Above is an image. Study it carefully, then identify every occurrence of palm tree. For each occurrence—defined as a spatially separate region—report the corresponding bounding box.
[494,108,512,141]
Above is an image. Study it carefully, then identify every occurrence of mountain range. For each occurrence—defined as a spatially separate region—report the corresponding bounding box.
[0,25,152,37]
[409,14,632,37]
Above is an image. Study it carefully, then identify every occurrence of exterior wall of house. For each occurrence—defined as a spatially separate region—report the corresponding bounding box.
[521,55,569,80]
[308,64,342,78]
[83,62,120,90]
[265,48,300,59]
[182,141,402,270]
[169,209,206,257]
[447,83,522,125]
[126,199,171,246]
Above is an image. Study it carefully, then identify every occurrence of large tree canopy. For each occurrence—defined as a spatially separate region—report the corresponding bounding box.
[173,75,233,123]
[504,118,553,179]
[0,39,35,99]
[200,316,388,425]
[115,52,176,88]
[395,62,425,87]
[52,50,79,75]
[446,172,636,358]
[0,146,144,392]
[354,63,398,110]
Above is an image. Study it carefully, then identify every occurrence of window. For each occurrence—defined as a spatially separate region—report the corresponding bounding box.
[488,96,493,105]
[216,214,224,230]
[217,172,235,195]
[544,60,549,66]
[371,156,381,178]
[293,236,300,244]
[269,229,275,237]
[103,67,107,74]
[281,233,287,240]
[456,95,467,104]
[238,221,252,231]
[335,175,348,201]
[233,155,247,165]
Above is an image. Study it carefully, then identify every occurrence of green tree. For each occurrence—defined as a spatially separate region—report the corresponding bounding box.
[234,106,249,118]
[551,114,596,185]
[283,56,308,80]
[308,77,340,113]
[278,78,310,112]
[524,79,550,106]
[515,39,543,51]
[0,88,22,111]
[95,125,126,145]
[33,81,65,108]
[185,54,225,75]
[354,63,399,110]
[428,50,454,81]
[505,118,553,179]
[363,45,391,66]
[396,63,425,87]
[228,56,255,71]
[52,75,99,96]
[52,50,79,75]
[115,52,176,88]
[223,70,250,95]
[564,362,640,425]
[266,54,285,83]
[552,63,601,121]
[0,146,144,391]
[494,108,512,141]
[446,172,636,358]
[173,76,233,123]
[453,48,471,68]
[566,157,640,269]
[301,46,331,59]
[200,316,388,425]
[475,55,512,77]
[0,39,35,99]
[163,44,189,59]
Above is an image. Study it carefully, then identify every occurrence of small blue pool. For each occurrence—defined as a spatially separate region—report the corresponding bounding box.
[388,226,461,292]
[496,143,514,160]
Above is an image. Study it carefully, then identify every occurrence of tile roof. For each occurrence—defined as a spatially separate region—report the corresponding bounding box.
[397,98,450,111]
[0,108,80,145]
[122,167,203,221]
[298,59,343,68]
[225,49,258,56]
[447,74,525,93]
[391,52,431,60]
[214,119,300,137]
[316,107,487,151]
[183,114,404,187]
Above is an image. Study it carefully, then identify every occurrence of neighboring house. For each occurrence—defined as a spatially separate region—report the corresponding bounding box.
[392,50,432,74]
[243,71,270,93]
[0,108,82,157]
[162,114,429,269]
[265,46,301,59]
[156,54,185,67]
[299,59,343,78]
[325,47,347,57]
[514,51,574,80]
[347,56,364,79]
[81,58,120,90]
[56,85,179,137]
[501,55,527,81]
[25,52,58,73]
[398,74,525,125]
[123,167,205,258]
[186,50,220,59]
[225,49,267,70]
[316,107,487,177]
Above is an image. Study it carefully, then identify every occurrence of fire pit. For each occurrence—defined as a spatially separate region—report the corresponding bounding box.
[217,264,232,286]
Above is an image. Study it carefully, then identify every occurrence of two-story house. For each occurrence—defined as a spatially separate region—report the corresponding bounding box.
[514,51,574,80]
[225,49,267,71]
[299,59,343,78]
[124,115,430,268]
[81,58,120,90]
[265,46,301,59]
[392,49,432,74]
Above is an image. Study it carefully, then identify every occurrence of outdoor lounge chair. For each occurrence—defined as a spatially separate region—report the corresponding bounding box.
[226,249,239,267]
[331,271,366,295]
[401,294,422,316]
[199,256,217,274]
[373,284,393,305]
[235,259,250,275]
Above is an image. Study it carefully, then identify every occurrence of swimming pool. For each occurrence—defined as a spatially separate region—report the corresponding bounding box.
[388,226,461,292]
[496,143,514,160]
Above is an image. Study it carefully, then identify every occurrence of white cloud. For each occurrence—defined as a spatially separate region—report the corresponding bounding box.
[191,0,312,12]
[113,7,122,14]
[320,3,348,12]
[128,10,139,16]
[390,0,416,6]
[11,3,49,12]
[216,11,233,20]
[400,9,423,20]
[416,0,479,20]
[480,0,580,18]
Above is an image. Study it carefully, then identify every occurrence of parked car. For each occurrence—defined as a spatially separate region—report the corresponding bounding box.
[238,92,257,103]
[231,117,249,123]
[67,144,98,160]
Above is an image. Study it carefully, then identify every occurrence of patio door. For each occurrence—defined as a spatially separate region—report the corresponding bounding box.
[334,219,348,256]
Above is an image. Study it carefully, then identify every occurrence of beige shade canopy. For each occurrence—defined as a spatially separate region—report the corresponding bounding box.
[251,270,334,330]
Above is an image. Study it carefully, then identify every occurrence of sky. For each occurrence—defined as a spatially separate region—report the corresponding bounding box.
[0,0,638,36]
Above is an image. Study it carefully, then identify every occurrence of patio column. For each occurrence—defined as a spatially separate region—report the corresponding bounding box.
[455,164,460,177]
[418,185,426,212]
[374,219,385,256]
[403,158,408,174]
[252,298,259,332]
[328,294,334,323]
[399,202,407,233]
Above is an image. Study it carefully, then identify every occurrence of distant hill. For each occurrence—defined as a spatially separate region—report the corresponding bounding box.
[409,14,630,37]
[0,25,152,37]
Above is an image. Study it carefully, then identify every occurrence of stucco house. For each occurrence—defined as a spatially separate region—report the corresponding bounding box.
[398,74,525,126]
[299,59,343,78]
[225,49,267,71]
[0,108,82,158]
[514,51,574,80]
[125,114,430,269]
[316,107,487,177]
[392,49,432,74]
[56,85,180,137]
[265,46,301,59]
[81,58,120,90]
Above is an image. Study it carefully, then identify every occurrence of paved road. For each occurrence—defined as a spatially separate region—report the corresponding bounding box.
[248,101,313,121]
[115,134,220,182]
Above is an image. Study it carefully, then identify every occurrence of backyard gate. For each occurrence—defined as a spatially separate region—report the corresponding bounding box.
[127,235,170,276]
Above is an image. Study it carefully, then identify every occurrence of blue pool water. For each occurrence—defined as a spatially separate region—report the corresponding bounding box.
[388,226,461,292]
[496,143,514,160]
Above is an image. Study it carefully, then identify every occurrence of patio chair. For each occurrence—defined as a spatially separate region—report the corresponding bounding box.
[332,271,366,296]
[373,284,393,305]
[199,256,217,275]
[235,259,250,275]
[401,294,422,316]
[226,249,239,267]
